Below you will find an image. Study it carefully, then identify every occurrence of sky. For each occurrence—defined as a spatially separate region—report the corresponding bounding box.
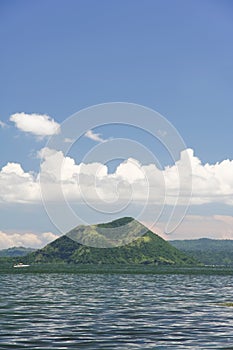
[0,0,233,248]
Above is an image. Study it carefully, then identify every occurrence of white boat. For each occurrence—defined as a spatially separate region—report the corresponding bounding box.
[13,262,30,268]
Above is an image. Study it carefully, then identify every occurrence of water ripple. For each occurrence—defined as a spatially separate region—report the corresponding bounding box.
[0,274,233,348]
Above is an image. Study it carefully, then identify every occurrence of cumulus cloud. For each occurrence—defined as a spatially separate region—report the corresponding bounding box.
[85,130,106,143]
[0,231,59,249]
[10,112,60,137]
[0,148,233,206]
[0,162,40,203]
[38,147,233,206]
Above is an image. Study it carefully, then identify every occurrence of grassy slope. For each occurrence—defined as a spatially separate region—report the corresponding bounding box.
[170,238,233,266]
[26,218,197,266]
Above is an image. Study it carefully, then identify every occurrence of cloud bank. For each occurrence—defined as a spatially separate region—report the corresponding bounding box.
[0,231,59,249]
[10,112,60,137]
[0,148,232,206]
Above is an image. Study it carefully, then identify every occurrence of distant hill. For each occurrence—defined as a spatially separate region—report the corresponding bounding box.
[0,246,35,257]
[26,218,197,266]
[170,238,233,266]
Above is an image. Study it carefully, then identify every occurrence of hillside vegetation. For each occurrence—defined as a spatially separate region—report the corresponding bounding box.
[170,238,233,266]
[25,218,197,266]
[0,247,35,257]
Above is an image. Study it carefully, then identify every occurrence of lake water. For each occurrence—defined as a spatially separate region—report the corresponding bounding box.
[1,273,233,349]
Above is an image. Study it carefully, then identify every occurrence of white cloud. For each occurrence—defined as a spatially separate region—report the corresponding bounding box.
[1,148,232,242]
[0,162,40,203]
[0,231,59,249]
[114,158,146,184]
[38,147,233,206]
[0,148,233,207]
[85,130,106,143]
[64,137,75,143]
[0,120,6,128]
[10,112,60,137]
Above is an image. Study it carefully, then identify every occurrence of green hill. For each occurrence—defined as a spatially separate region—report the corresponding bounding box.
[170,238,233,266]
[0,246,35,257]
[26,218,197,266]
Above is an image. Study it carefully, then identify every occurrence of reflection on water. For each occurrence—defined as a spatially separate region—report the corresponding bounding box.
[0,274,233,349]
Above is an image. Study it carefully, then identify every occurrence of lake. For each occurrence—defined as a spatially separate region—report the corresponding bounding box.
[1,273,233,349]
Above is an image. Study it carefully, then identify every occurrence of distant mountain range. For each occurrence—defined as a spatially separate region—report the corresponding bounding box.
[0,246,35,257]
[170,238,233,266]
[24,217,196,266]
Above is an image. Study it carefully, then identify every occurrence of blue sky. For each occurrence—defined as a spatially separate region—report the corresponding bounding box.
[0,0,233,247]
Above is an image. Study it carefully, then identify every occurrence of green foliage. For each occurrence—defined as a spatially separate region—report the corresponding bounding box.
[25,218,197,266]
[98,217,134,228]
[67,217,146,247]
[170,238,233,266]
[0,247,35,257]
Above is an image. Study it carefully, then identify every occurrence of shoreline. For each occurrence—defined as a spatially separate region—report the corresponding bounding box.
[1,264,233,275]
